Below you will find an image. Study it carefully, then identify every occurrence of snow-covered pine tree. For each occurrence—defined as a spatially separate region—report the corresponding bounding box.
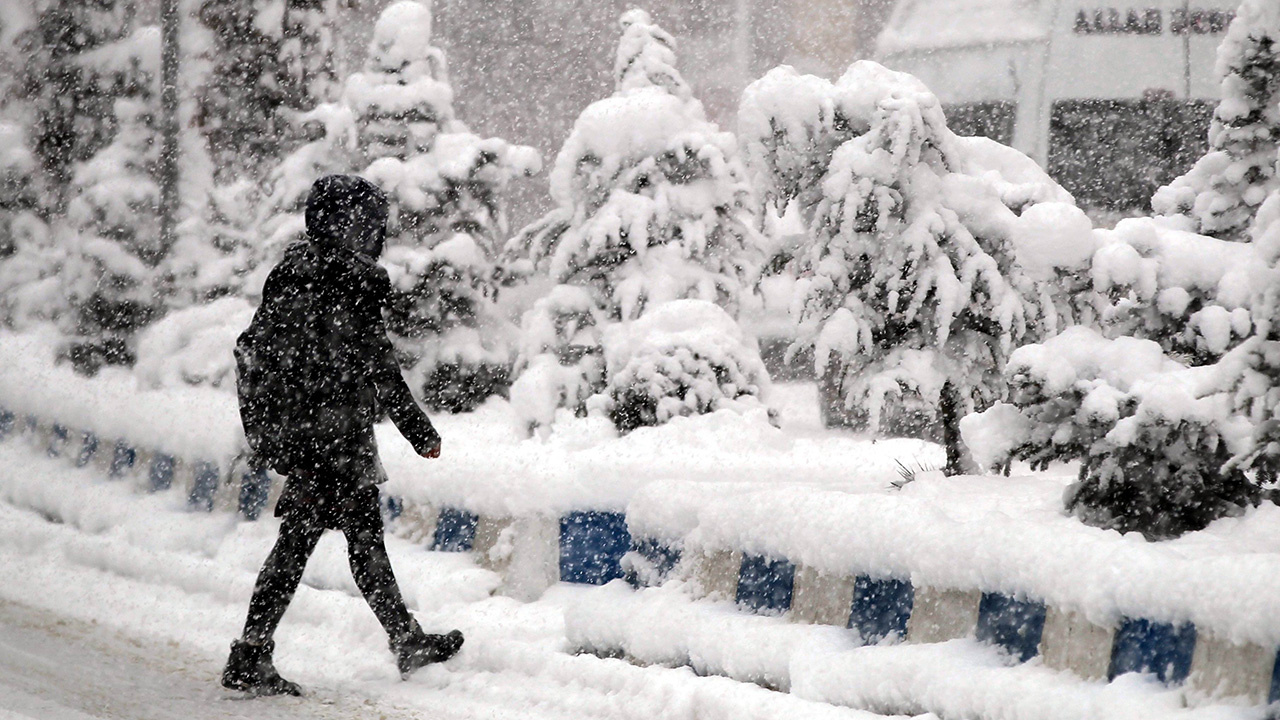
[18,0,136,213]
[58,28,164,373]
[739,62,1075,473]
[166,0,341,310]
[1216,190,1280,483]
[506,9,769,435]
[348,0,539,412]
[278,0,340,116]
[1152,0,1280,239]
[0,123,57,327]
[195,0,284,181]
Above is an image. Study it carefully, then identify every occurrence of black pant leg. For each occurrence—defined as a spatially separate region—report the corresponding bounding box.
[343,490,415,645]
[241,510,325,645]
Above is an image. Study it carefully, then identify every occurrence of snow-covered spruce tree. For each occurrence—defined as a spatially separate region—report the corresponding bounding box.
[739,62,1076,473]
[1215,191,1280,484]
[505,9,768,435]
[348,0,540,412]
[18,0,136,213]
[1153,0,1280,239]
[58,28,164,373]
[175,0,343,308]
[961,327,1260,539]
[0,123,57,327]
[0,124,40,260]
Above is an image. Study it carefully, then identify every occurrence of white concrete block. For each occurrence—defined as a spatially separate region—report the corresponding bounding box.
[394,499,439,546]
[1188,630,1277,705]
[487,514,560,602]
[907,586,982,644]
[790,564,855,627]
[1038,606,1114,681]
[686,549,743,602]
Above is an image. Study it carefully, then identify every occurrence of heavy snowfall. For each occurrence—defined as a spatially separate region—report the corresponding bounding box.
[2,0,1280,717]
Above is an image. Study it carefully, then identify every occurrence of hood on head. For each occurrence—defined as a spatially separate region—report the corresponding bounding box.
[305,174,389,259]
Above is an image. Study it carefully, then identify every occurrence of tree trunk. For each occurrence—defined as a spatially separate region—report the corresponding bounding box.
[940,380,964,476]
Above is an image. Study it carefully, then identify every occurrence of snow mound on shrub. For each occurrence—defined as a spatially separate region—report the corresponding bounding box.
[133,298,254,390]
[595,300,773,432]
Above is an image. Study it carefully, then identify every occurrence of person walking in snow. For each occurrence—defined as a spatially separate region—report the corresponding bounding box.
[223,174,463,696]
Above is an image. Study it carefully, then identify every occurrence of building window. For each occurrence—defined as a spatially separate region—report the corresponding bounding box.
[942,101,1017,146]
[1048,98,1212,212]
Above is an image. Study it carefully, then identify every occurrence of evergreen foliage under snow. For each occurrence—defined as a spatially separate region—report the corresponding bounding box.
[506,9,768,435]
[1153,0,1280,239]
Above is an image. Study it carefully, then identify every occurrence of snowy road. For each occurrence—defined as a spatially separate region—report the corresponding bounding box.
[0,439,893,720]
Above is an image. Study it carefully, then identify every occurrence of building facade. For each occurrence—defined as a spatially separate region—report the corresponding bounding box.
[877,0,1237,211]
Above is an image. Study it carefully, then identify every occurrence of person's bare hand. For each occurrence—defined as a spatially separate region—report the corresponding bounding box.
[422,444,441,459]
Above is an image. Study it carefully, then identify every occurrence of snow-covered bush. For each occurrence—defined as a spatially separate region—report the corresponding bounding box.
[739,62,1076,472]
[1214,192,1280,479]
[505,10,767,434]
[591,300,772,433]
[1152,0,1280,239]
[349,0,539,412]
[961,327,1260,539]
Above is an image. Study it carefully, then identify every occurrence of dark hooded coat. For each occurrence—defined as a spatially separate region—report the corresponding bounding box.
[236,176,440,499]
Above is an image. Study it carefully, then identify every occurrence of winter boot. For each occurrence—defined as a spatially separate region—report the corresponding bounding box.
[221,639,303,697]
[394,626,464,678]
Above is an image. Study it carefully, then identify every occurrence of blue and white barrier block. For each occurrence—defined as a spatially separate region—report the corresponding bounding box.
[687,549,744,602]
[1107,617,1196,684]
[187,460,220,512]
[625,538,682,588]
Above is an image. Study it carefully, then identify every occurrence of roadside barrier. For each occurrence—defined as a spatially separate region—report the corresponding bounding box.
[3,404,1276,709]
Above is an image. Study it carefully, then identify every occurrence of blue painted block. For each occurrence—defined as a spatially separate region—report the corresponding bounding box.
[1108,617,1197,684]
[736,554,795,615]
[849,576,914,644]
[0,409,13,440]
[239,469,271,521]
[560,511,631,585]
[1270,646,1280,705]
[75,432,98,467]
[108,442,136,478]
[976,592,1047,663]
[432,507,478,552]
[47,424,69,457]
[148,454,175,492]
[626,537,682,587]
[380,494,403,523]
[188,461,219,512]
